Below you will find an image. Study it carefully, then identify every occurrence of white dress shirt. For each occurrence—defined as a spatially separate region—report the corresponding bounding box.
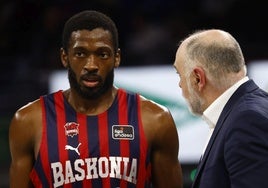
[201,76,249,152]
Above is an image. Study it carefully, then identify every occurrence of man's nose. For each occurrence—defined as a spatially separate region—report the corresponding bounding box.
[84,55,98,71]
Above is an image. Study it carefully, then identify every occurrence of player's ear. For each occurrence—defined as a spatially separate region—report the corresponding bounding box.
[60,48,68,68]
[114,48,121,68]
[193,67,206,91]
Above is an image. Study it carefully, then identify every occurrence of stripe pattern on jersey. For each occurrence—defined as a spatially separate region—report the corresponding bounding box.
[30,89,151,188]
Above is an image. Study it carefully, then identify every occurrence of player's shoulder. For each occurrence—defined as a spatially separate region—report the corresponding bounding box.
[139,95,172,121]
[12,98,42,125]
[138,94,177,144]
[17,98,41,113]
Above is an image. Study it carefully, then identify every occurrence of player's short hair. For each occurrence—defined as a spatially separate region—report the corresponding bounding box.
[62,10,119,52]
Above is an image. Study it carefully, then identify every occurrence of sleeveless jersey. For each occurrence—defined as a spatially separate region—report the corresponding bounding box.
[30,89,151,188]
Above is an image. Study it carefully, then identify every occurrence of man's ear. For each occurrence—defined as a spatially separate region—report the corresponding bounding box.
[114,48,121,68]
[193,67,206,91]
[60,48,68,68]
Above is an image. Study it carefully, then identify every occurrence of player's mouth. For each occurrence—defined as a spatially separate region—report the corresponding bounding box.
[81,74,101,88]
[82,79,99,87]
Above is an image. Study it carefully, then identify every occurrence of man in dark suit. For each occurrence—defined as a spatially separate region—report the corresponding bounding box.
[173,29,268,188]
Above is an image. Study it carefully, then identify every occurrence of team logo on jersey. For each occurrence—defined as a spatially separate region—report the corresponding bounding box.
[112,125,134,140]
[64,122,79,137]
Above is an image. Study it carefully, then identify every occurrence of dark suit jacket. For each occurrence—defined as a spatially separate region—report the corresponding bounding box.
[192,80,268,188]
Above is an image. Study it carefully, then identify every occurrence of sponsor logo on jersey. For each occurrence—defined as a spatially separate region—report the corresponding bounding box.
[51,156,137,187]
[112,125,134,140]
[64,122,79,137]
[65,143,81,156]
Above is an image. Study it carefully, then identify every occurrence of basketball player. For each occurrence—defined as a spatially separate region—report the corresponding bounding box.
[9,10,183,187]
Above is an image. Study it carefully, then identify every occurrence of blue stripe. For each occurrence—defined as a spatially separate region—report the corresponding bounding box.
[108,93,120,156]
[127,93,141,188]
[87,116,102,187]
[37,94,59,187]
[108,93,120,186]
[63,100,83,188]
[34,153,49,187]
[128,93,140,159]
[46,94,60,163]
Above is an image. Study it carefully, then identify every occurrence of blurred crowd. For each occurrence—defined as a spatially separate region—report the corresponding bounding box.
[1,0,268,68]
[0,0,268,115]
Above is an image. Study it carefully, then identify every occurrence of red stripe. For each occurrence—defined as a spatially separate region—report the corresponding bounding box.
[77,113,92,187]
[136,94,149,187]
[54,92,70,188]
[118,89,130,188]
[98,111,110,187]
[39,97,53,187]
[30,169,42,187]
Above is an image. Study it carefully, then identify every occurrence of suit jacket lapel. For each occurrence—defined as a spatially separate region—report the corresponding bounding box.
[192,111,228,186]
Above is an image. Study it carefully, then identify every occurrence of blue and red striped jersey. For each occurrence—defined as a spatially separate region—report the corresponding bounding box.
[30,89,152,188]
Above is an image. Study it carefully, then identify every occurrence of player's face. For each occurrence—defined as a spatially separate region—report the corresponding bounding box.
[67,63,114,99]
[63,28,120,99]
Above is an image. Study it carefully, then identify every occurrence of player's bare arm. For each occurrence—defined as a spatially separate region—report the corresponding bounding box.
[9,100,42,188]
[140,97,183,188]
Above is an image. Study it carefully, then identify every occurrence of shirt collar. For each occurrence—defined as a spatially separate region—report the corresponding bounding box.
[202,76,249,129]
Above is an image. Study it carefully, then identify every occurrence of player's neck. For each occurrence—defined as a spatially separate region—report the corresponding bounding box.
[64,87,118,115]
